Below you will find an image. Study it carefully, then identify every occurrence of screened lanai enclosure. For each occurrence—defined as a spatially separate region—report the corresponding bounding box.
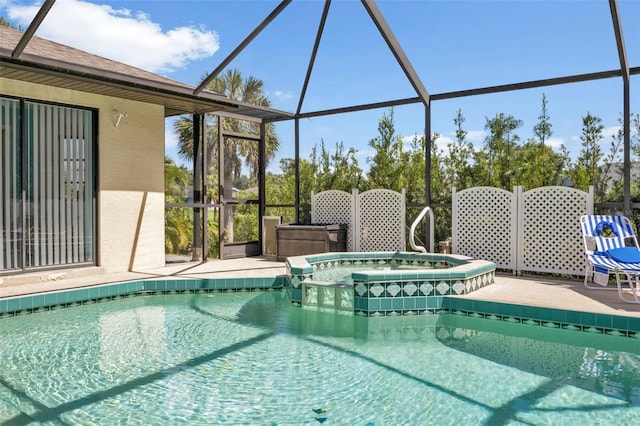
[1,0,639,273]
[164,0,639,261]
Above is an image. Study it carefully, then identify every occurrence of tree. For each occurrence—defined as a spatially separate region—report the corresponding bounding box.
[514,95,568,189]
[164,156,191,201]
[0,17,20,29]
[367,109,404,191]
[632,113,640,159]
[404,134,427,204]
[598,114,625,202]
[267,138,368,223]
[164,157,193,254]
[533,93,552,145]
[427,131,452,246]
[480,113,523,189]
[315,140,366,192]
[514,139,567,189]
[428,132,447,203]
[443,109,474,191]
[174,69,280,242]
[266,156,317,223]
[570,112,604,193]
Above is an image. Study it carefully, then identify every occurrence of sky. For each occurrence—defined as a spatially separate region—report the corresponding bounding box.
[2,0,639,174]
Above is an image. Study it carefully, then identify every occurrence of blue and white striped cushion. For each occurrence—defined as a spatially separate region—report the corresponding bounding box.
[582,215,634,253]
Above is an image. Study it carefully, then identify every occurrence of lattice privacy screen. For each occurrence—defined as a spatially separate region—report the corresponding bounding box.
[311,190,354,251]
[358,189,406,252]
[517,186,593,275]
[453,187,517,270]
[311,189,406,252]
[452,185,593,275]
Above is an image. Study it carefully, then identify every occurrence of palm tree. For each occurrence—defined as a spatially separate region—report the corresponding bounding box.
[174,68,279,242]
[164,157,192,254]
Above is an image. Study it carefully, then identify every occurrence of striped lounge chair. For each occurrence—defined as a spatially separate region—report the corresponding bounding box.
[581,214,640,304]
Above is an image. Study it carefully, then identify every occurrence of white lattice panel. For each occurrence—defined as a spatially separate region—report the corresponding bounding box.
[358,189,405,251]
[452,187,516,270]
[311,190,354,251]
[517,186,593,275]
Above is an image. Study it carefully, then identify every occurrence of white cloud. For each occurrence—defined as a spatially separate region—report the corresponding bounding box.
[432,130,486,155]
[433,134,452,152]
[603,125,622,140]
[465,130,485,144]
[546,136,565,150]
[273,90,294,101]
[398,132,482,157]
[357,147,376,166]
[566,124,622,151]
[7,0,219,74]
[400,134,426,152]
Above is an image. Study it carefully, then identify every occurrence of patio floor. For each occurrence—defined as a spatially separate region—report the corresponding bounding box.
[1,256,639,319]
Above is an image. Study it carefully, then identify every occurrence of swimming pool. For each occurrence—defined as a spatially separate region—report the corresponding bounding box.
[1,290,638,424]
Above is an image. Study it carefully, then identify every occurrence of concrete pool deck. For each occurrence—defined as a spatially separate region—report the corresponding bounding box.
[0,256,639,320]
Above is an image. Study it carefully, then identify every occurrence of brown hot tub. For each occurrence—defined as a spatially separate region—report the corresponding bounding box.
[276,223,348,261]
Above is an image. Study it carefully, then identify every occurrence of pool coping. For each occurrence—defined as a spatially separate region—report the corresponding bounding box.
[1,275,638,339]
[286,251,496,279]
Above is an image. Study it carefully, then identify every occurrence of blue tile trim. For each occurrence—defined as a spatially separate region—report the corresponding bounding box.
[2,276,638,339]
[444,298,639,338]
[284,256,639,337]
[0,276,285,317]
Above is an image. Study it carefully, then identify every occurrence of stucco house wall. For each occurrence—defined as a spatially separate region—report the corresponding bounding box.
[2,79,166,272]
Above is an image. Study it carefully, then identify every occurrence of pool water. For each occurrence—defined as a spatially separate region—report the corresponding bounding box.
[311,262,435,285]
[0,291,639,425]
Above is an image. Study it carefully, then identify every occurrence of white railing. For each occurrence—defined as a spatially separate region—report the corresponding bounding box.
[409,206,434,253]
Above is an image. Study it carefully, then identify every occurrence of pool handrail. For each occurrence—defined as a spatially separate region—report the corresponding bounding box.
[409,206,434,253]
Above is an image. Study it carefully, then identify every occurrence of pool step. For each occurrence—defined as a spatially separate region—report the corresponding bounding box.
[302,281,355,312]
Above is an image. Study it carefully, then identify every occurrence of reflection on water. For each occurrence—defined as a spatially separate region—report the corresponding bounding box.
[0,291,638,425]
[99,307,167,374]
[436,314,640,404]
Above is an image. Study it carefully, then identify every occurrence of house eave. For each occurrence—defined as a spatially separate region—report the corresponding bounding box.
[0,52,294,121]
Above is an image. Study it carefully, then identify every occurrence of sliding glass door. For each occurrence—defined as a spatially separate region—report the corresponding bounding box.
[0,98,21,271]
[0,97,95,272]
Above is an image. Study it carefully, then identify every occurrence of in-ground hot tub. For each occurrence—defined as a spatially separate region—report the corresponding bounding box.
[285,251,496,316]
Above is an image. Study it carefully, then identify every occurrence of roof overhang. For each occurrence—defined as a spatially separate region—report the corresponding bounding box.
[0,50,294,121]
